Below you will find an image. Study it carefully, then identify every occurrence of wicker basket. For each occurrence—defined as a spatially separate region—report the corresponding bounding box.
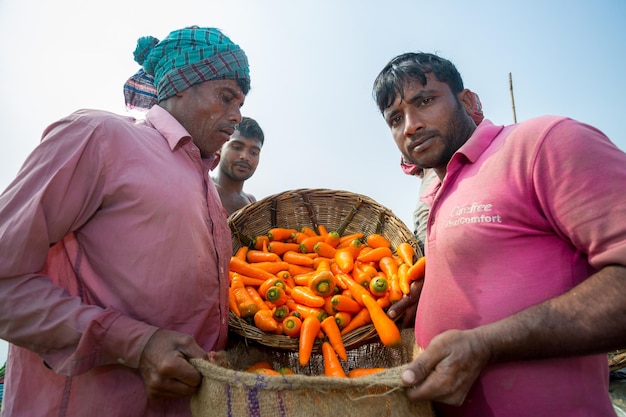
[610,349,626,372]
[228,188,422,352]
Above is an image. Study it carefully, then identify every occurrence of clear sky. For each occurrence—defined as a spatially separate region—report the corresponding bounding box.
[0,0,624,363]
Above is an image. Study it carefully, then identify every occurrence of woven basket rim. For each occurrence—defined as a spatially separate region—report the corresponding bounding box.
[609,349,626,371]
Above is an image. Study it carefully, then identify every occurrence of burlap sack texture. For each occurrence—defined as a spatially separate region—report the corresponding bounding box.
[190,329,434,417]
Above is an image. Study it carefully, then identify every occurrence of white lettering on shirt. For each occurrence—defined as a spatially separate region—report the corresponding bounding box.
[445,202,503,228]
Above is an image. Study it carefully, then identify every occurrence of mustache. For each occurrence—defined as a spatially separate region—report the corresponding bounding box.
[407,129,438,149]
[233,161,252,169]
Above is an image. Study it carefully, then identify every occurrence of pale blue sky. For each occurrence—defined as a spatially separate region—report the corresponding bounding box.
[0,0,624,362]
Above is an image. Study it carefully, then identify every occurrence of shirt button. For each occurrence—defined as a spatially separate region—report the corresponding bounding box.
[117,358,125,365]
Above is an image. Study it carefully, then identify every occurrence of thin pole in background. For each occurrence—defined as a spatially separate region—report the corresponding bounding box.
[509,72,517,123]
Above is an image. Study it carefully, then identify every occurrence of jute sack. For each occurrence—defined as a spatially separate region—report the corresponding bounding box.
[190,329,434,417]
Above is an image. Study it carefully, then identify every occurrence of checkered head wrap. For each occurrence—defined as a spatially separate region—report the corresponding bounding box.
[124,26,250,110]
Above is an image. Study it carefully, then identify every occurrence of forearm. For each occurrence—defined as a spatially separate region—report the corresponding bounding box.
[477,264,626,364]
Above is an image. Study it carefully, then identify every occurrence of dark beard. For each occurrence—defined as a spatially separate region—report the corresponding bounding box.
[437,102,477,166]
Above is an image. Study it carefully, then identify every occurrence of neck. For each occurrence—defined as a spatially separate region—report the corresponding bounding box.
[213,172,244,193]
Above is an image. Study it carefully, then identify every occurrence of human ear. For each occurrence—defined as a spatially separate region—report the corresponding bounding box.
[458,89,476,118]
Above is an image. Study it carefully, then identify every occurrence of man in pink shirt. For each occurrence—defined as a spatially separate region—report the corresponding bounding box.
[0,26,250,416]
[373,52,626,416]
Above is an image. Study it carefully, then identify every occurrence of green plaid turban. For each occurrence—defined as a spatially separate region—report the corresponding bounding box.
[124,26,250,110]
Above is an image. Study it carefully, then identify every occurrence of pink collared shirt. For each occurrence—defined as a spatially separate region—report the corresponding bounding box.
[416,117,626,417]
[0,106,231,416]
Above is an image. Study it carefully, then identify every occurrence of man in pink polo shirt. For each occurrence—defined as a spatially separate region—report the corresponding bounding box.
[373,52,626,416]
[0,26,250,416]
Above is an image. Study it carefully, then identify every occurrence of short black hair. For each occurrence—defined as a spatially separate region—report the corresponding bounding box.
[372,52,465,113]
[236,116,264,145]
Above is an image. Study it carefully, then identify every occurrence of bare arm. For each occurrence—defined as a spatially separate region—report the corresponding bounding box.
[402,264,626,405]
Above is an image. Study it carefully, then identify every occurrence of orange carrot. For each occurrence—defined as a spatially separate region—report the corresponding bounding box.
[315,258,331,272]
[396,242,415,267]
[400,256,425,294]
[338,238,366,259]
[299,235,326,253]
[253,309,279,332]
[300,225,319,237]
[288,263,315,277]
[253,235,270,250]
[334,248,355,273]
[234,246,249,261]
[299,315,321,366]
[293,271,316,286]
[228,287,241,317]
[286,299,328,322]
[229,257,277,281]
[314,241,337,258]
[275,269,292,282]
[334,311,352,329]
[246,286,271,311]
[308,270,336,297]
[366,233,391,249]
[338,232,364,245]
[262,238,269,253]
[234,273,266,287]
[378,256,398,281]
[247,250,281,263]
[388,271,403,303]
[282,315,302,338]
[323,295,336,316]
[252,368,282,376]
[313,257,334,270]
[278,367,295,375]
[357,246,393,263]
[324,231,341,248]
[322,342,347,377]
[267,227,298,242]
[376,293,392,309]
[368,275,389,297]
[283,250,315,267]
[258,276,287,298]
[245,361,273,372]
[321,316,347,361]
[317,224,329,236]
[264,286,288,306]
[273,305,290,321]
[335,273,374,308]
[290,286,325,308]
[251,261,291,274]
[407,256,426,282]
[231,274,259,318]
[352,262,378,287]
[348,368,387,378]
[361,294,401,347]
[330,294,362,314]
[267,241,301,256]
[340,308,371,335]
[398,263,411,295]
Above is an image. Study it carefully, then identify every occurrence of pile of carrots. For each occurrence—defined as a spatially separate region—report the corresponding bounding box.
[228,225,426,377]
[243,357,388,379]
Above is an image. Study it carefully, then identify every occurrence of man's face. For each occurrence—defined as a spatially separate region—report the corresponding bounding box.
[173,79,246,157]
[383,74,475,172]
[219,133,262,181]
